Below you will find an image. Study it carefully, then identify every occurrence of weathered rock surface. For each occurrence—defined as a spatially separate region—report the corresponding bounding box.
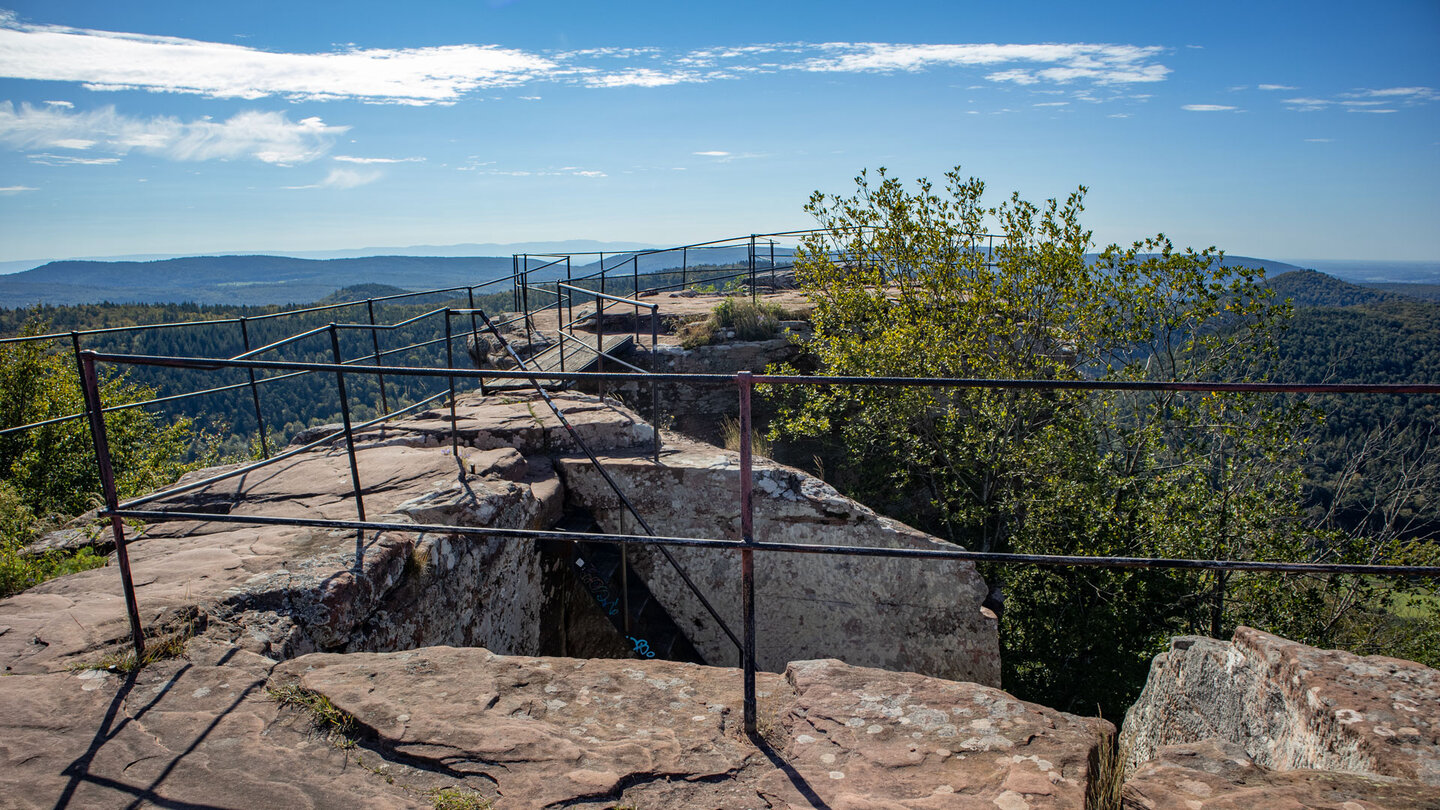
[0,638,432,809]
[0,401,574,673]
[557,433,1001,686]
[1121,739,1440,809]
[1121,627,1440,791]
[279,648,1107,809]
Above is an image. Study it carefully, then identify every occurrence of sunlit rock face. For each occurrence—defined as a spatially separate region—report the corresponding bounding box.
[1121,626,1440,787]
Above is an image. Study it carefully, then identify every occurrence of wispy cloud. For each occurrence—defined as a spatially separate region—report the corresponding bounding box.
[332,155,424,164]
[693,150,730,156]
[1257,83,1297,91]
[0,184,37,194]
[1304,138,1333,143]
[1182,104,1238,112]
[285,167,381,189]
[0,15,555,105]
[1283,86,1436,112]
[463,164,607,177]
[0,101,346,164]
[0,14,1173,104]
[799,43,1169,85]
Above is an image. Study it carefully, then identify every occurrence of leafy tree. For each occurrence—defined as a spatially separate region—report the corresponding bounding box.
[764,166,1394,714]
[0,322,218,595]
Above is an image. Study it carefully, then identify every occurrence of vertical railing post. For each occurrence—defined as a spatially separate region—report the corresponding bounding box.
[444,311,459,458]
[738,370,757,736]
[565,257,574,328]
[595,291,605,403]
[239,317,270,458]
[79,351,146,660]
[327,325,367,559]
[633,256,640,341]
[681,247,688,290]
[466,286,483,396]
[651,304,661,463]
[599,252,606,298]
[769,239,776,288]
[365,300,389,416]
[70,332,89,420]
[748,234,757,302]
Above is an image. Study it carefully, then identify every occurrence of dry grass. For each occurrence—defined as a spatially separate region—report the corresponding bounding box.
[268,683,357,748]
[1086,727,1124,810]
[721,416,771,458]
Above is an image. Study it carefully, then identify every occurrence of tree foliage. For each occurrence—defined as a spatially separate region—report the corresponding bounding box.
[767,167,1433,715]
[0,322,220,596]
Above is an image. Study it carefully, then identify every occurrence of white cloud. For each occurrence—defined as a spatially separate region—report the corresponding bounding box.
[1182,104,1238,112]
[0,15,1173,102]
[1257,83,1296,91]
[581,68,697,88]
[332,155,424,164]
[27,152,120,165]
[41,99,72,107]
[286,167,381,189]
[1033,101,1069,107]
[0,184,37,194]
[693,150,730,156]
[0,102,346,165]
[800,42,1168,85]
[0,16,558,104]
[1284,86,1436,112]
[466,164,607,177]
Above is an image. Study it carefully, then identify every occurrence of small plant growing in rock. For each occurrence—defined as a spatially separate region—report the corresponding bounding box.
[428,787,493,810]
[676,316,717,349]
[268,683,357,747]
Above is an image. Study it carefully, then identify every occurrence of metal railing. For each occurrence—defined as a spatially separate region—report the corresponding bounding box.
[73,345,1440,737]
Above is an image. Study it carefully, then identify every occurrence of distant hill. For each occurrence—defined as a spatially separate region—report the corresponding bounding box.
[1357,282,1440,302]
[0,255,514,308]
[1268,270,1400,308]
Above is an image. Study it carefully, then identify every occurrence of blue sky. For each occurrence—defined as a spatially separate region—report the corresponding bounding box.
[0,0,1436,265]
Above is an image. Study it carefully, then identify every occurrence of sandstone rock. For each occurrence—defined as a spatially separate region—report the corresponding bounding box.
[0,639,431,809]
[556,433,1000,685]
[0,432,564,673]
[1121,627,1440,786]
[278,648,1106,809]
[1121,740,1440,809]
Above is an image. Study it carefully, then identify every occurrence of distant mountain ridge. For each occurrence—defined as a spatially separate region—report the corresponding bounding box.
[0,255,514,308]
[3,247,1437,310]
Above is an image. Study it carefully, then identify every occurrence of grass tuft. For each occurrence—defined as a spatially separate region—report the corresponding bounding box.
[268,683,357,747]
[721,415,771,458]
[428,787,493,810]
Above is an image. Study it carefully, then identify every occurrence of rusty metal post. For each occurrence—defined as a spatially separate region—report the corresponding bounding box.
[445,311,459,458]
[748,234,757,302]
[738,370,757,736]
[365,299,388,415]
[651,306,661,463]
[239,317,271,458]
[327,326,367,557]
[79,352,146,660]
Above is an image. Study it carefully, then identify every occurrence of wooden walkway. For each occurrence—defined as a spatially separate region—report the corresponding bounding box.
[483,333,635,391]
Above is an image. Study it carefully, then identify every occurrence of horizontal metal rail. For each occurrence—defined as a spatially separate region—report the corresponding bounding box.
[120,387,451,509]
[77,353,1440,395]
[102,509,1440,578]
[556,282,659,310]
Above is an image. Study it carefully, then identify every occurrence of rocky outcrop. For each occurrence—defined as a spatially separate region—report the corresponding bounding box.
[1120,626,1440,790]
[0,644,1109,809]
[557,432,1001,686]
[279,649,1107,809]
[1121,739,1440,809]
